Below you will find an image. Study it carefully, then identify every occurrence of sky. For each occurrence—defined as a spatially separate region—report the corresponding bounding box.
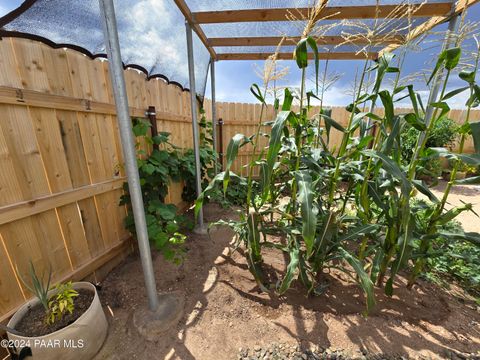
[1,0,479,109]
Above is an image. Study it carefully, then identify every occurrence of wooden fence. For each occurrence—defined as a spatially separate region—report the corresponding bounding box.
[204,100,480,176]
[0,37,193,325]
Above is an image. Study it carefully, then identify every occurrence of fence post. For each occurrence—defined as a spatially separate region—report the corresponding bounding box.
[218,118,224,170]
[146,106,158,151]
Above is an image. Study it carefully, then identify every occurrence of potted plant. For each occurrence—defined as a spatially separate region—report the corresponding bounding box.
[6,261,108,360]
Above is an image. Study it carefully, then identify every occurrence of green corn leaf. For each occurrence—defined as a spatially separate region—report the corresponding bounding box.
[379,90,394,125]
[195,171,241,218]
[314,211,335,260]
[282,87,294,111]
[442,86,469,101]
[455,175,480,184]
[295,171,317,257]
[444,47,461,70]
[362,150,411,197]
[442,86,470,101]
[319,112,346,133]
[407,85,420,117]
[412,179,438,202]
[224,134,248,194]
[430,101,450,120]
[436,231,480,246]
[470,122,480,153]
[459,70,475,84]
[349,112,381,133]
[277,246,300,294]
[261,111,294,198]
[385,212,414,296]
[306,36,320,93]
[339,224,379,242]
[434,203,474,226]
[338,247,376,313]
[403,113,426,131]
[373,53,395,93]
[382,115,401,155]
[250,84,266,104]
[428,47,461,84]
[295,38,309,69]
[457,153,480,166]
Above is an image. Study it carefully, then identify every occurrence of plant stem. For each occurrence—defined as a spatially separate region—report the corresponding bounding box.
[291,67,307,212]
[328,59,370,205]
[315,58,330,148]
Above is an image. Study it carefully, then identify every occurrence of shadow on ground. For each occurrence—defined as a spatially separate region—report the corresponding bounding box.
[93,202,480,359]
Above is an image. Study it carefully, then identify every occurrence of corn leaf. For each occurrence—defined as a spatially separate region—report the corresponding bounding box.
[470,122,480,154]
[412,179,438,202]
[295,171,317,257]
[339,247,376,313]
[261,111,294,198]
[224,134,248,194]
[339,223,379,242]
[362,150,411,197]
[250,84,266,104]
[278,246,300,294]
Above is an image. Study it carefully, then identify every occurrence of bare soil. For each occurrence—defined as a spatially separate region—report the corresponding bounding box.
[93,194,480,360]
[15,289,94,337]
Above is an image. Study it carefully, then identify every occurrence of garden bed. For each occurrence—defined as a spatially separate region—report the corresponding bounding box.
[92,185,480,360]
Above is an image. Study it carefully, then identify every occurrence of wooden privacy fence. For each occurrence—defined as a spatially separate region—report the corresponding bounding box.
[204,100,480,176]
[0,37,194,323]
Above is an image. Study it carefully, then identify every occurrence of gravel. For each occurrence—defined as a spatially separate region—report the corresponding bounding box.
[236,343,480,360]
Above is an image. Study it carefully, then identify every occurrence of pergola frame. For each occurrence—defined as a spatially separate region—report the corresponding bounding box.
[174,0,479,62]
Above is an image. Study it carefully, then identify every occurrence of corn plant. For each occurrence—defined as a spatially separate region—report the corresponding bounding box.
[196,17,480,312]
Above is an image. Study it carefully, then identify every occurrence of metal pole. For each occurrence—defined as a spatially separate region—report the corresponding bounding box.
[185,20,205,229]
[210,58,218,175]
[99,0,158,311]
[411,14,459,164]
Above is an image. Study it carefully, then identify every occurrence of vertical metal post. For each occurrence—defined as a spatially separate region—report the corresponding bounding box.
[210,59,218,174]
[411,14,460,164]
[185,20,205,229]
[99,0,158,311]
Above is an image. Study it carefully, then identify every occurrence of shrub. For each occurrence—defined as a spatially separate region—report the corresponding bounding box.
[401,117,458,179]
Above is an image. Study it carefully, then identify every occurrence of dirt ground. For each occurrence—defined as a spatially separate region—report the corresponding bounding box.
[93,182,480,360]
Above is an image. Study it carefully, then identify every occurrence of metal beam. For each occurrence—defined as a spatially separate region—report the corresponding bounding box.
[98,0,158,311]
[193,3,453,24]
[210,59,218,175]
[173,0,217,60]
[209,35,404,47]
[217,52,377,61]
[185,21,205,230]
